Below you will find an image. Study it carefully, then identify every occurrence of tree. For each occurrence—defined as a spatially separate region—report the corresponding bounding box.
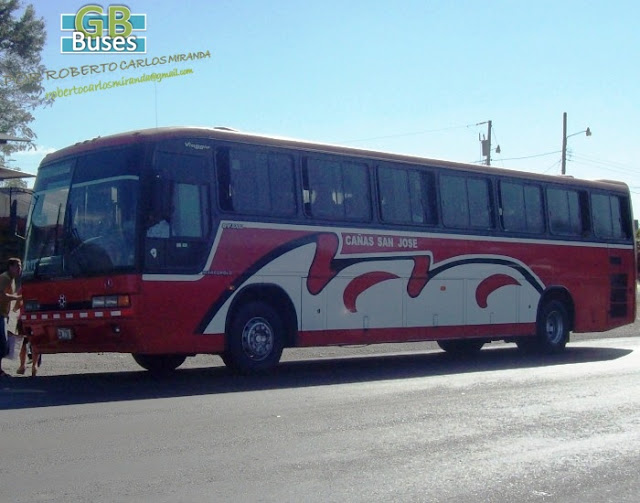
[0,0,51,161]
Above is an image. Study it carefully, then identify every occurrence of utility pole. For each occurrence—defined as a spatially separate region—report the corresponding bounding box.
[485,120,492,166]
[560,112,592,175]
[561,112,568,175]
[478,120,500,166]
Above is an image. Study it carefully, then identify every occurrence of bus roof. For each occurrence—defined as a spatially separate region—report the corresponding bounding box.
[41,126,630,193]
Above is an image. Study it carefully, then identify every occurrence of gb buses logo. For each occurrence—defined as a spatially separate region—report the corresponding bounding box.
[60,4,146,54]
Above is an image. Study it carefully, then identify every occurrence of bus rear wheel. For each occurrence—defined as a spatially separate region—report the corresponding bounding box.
[517,300,569,354]
[437,339,485,356]
[132,353,186,373]
[224,302,285,374]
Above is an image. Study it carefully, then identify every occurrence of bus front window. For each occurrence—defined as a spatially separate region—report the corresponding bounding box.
[23,161,72,279]
[24,148,141,280]
[64,177,137,275]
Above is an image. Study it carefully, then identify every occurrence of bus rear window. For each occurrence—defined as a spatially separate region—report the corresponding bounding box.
[592,193,631,239]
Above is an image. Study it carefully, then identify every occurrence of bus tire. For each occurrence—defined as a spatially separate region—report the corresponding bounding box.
[226,302,284,374]
[518,300,569,354]
[437,339,485,356]
[132,353,186,373]
[537,300,570,353]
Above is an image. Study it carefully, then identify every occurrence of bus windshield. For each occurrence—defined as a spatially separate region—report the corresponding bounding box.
[24,148,140,280]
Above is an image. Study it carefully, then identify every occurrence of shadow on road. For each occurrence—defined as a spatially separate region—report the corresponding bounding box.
[0,345,633,410]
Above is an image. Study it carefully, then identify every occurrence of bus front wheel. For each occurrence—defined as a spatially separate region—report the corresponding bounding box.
[224,302,285,374]
[132,353,186,373]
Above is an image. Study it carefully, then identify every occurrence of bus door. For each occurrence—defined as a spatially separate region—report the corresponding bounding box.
[144,142,213,273]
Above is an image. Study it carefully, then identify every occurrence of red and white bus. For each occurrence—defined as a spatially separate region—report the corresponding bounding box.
[21,127,637,373]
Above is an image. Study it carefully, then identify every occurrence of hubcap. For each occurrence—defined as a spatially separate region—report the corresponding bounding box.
[545,310,564,344]
[241,317,274,361]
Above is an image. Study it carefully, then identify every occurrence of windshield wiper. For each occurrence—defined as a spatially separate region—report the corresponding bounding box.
[30,202,64,280]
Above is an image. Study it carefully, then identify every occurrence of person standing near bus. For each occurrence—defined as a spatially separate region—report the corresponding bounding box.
[0,257,23,378]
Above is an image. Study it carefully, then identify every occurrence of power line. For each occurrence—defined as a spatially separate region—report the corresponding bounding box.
[573,153,635,171]
[542,159,562,174]
[570,153,637,176]
[496,150,562,162]
[571,160,634,178]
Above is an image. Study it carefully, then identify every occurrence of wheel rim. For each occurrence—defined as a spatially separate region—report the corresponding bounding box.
[241,317,274,361]
[545,310,564,344]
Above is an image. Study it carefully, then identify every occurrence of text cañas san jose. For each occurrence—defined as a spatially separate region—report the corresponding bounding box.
[344,234,418,249]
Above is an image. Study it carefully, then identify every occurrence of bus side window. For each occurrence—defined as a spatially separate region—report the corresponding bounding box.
[468,178,493,229]
[592,193,613,238]
[441,175,493,229]
[524,185,544,233]
[303,157,370,221]
[218,148,296,216]
[379,165,437,225]
[269,154,296,216]
[499,181,544,234]
[342,162,371,221]
[547,188,582,236]
[441,175,468,228]
[310,161,341,218]
[592,193,631,239]
[378,166,412,223]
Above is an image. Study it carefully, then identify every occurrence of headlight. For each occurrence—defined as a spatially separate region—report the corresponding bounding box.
[92,295,131,309]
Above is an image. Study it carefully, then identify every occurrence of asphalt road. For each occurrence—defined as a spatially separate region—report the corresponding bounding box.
[1,322,639,503]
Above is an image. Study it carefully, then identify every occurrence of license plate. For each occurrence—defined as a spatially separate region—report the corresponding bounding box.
[57,328,74,341]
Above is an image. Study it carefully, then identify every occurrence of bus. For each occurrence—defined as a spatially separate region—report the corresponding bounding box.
[20,127,637,373]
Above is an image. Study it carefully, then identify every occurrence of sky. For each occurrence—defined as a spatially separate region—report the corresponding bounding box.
[8,0,640,216]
